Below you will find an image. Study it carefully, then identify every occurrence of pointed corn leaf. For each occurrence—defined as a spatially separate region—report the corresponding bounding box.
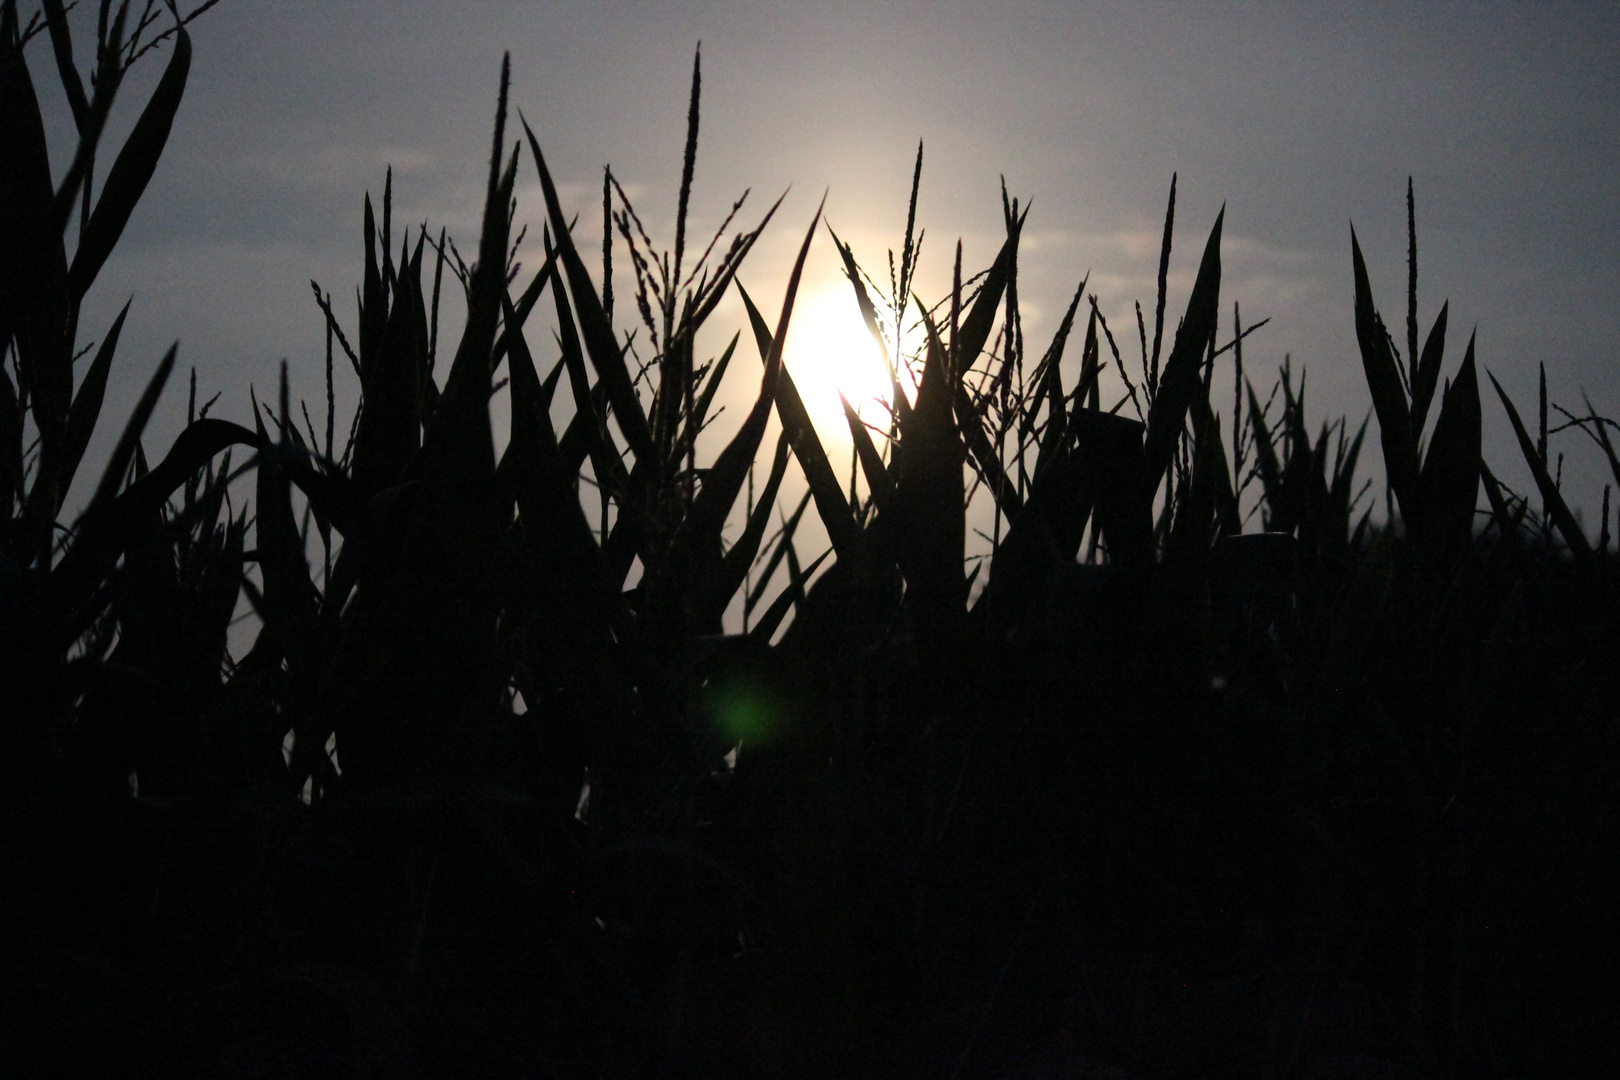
[360,192,384,375]
[503,292,610,616]
[1189,377,1240,536]
[1408,300,1448,440]
[1080,306,1101,411]
[255,391,320,643]
[1143,207,1223,500]
[40,1,88,129]
[678,201,822,558]
[55,299,129,502]
[691,332,739,437]
[951,219,1021,378]
[1166,385,1224,566]
[1351,228,1419,519]
[893,301,966,630]
[737,279,861,561]
[544,231,632,499]
[702,431,791,626]
[86,343,176,515]
[1413,333,1479,560]
[1329,414,1370,537]
[746,488,812,615]
[67,29,190,302]
[748,546,829,645]
[1487,368,1594,567]
[843,392,894,513]
[828,223,907,422]
[523,115,655,462]
[1246,379,1288,531]
[352,236,425,495]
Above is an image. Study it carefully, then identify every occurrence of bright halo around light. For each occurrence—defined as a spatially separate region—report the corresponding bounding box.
[781,287,898,449]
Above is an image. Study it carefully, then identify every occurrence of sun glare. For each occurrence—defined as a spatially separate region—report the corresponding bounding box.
[782,287,902,449]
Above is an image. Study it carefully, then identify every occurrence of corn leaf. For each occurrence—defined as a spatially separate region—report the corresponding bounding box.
[1350,227,1419,521]
[1413,333,1479,560]
[737,279,861,561]
[523,115,655,463]
[55,299,129,503]
[842,392,894,514]
[67,29,190,303]
[1487,369,1594,568]
[703,431,791,626]
[1143,207,1223,501]
[1408,301,1449,441]
[894,301,966,631]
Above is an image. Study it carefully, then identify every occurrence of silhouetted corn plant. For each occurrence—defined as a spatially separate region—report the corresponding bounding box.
[6,23,1618,1076]
[1,1,258,777]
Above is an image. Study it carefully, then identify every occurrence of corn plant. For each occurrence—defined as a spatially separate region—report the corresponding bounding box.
[1,1,256,775]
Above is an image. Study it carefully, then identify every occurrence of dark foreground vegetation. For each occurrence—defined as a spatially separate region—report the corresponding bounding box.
[3,8,1617,1078]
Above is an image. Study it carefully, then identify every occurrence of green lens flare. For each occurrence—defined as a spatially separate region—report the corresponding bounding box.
[711,683,776,745]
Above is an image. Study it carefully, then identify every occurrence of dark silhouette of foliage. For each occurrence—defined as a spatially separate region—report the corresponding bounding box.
[3,15,1616,1079]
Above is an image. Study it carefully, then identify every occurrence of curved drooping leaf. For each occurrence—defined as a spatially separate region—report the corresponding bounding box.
[67,28,191,302]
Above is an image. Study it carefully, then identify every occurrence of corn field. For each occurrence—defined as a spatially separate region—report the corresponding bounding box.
[3,8,1617,1078]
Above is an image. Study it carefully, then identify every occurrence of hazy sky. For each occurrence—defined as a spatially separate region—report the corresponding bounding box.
[35,0,1620,534]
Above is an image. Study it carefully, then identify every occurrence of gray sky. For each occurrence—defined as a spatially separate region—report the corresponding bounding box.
[35,0,1620,541]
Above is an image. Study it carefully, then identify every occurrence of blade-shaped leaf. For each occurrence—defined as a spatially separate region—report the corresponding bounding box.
[894,300,966,632]
[1408,301,1448,441]
[1413,333,1479,560]
[503,291,610,624]
[55,299,129,502]
[67,28,190,302]
[737,279,861,561]
[842,392,894,514]
[1350,227,1419,521]
[1143,207,1223,500]
[679,201,823,556]
[702,431,791,626]
[748,546,829,645]
[1487,368,1594,568]
[523,114,655,463]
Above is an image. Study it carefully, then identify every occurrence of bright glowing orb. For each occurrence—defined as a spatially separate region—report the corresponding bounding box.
[781,287,901,448]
